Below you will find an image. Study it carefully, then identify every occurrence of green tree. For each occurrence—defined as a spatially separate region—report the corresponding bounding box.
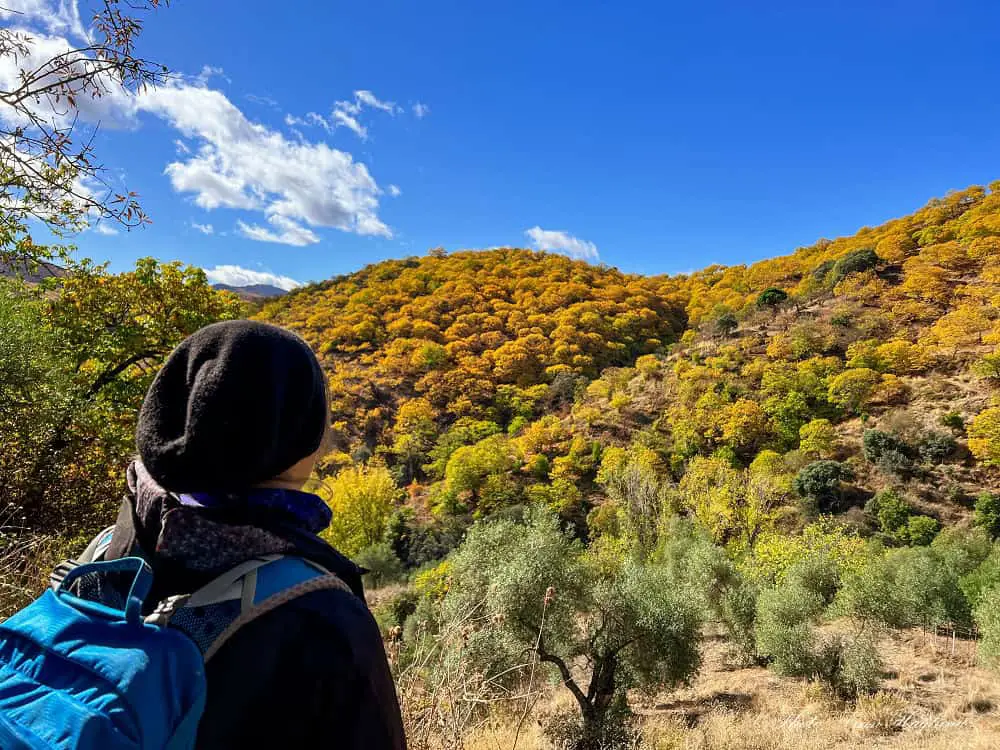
[794,461,853,513]
[321,461,402,556]
[441,508,702,750]
[974,493,1000,539]
[756,287,789,308]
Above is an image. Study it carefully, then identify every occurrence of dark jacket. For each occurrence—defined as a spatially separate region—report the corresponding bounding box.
[104,470,406,750]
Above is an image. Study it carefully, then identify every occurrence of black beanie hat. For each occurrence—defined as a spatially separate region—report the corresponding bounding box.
[137,320,328,492]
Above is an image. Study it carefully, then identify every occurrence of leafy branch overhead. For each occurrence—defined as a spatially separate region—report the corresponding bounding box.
[0,1,169,256]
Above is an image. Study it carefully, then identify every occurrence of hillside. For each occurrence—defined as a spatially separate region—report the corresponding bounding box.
[261,183,1000,537]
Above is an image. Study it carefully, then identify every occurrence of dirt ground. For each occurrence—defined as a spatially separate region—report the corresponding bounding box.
[456,628,1000,749]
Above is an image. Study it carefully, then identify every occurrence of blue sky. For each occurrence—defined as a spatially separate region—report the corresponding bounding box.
[11,0,1000,288]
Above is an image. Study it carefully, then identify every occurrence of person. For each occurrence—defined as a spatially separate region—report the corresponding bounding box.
[102,319,406,749]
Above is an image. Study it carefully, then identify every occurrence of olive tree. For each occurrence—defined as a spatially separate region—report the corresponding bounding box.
[441,507,702,749]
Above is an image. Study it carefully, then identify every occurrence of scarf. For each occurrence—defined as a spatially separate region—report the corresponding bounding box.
[121,461,333,575]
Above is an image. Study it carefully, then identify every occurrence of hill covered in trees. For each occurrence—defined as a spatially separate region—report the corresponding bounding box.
[259,183,1000,546]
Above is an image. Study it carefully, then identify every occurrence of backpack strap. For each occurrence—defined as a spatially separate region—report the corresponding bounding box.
[48,526,117,590]
[203,569,352,661]
[148,555,353,661]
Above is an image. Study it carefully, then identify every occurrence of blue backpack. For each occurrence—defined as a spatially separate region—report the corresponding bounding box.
[0,528,351,749]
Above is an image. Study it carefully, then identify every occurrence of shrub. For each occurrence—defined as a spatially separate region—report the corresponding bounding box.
[813,631,884,699]
[974,584,1000,666]
[714,311,738,337]
[831,248,880,282]
[755,583,824,676]
[354,542,406,589]
[862,430,914,476]
[866,489,908,530]
[918,431,957,463]
[828,368,882,414]
[975,493,1000,539]
[940,411,965,431]
[905,515,940,546]
[320,461,402,556]
[932,527,992,579]
[784,551,841,605]
[756,287,789,308]
[835,555,906,627]
[889,547,968,628]
[799,418,838,458]
[794,461,853,513]
[835,632,884,698]
[719,581,759,665]
[443,507,702,748]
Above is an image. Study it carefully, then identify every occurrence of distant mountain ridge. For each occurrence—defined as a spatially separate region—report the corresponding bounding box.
[211,283,287,300]
[0,259,68,283]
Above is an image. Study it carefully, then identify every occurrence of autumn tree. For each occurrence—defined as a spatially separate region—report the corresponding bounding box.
[20,258,243,528]
[320,461,402,556]
[969,406,1000,467]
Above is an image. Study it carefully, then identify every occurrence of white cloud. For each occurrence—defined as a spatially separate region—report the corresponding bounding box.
[138,82,390,241]
[412,102,430,118]
[525,226,599,261]
[388,184,401,197]
[195,65,228,85]
[0,2,393,245]
[237,215,319,246]
[331,108,367,140]
[92,222,118,235]
[246,93,279,109]
[191,221,214,235]
[287,90,405,142]
[354,90,400,114]
[0,0,86,41]
[204,264,302,291]
[0,31,136,131]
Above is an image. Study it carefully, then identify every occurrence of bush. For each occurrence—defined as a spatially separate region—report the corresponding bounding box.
[794,461,853,513]
[865,490,912,541]
[813,631,884,699]
[906,515,940,546]
[831,248,880,283]
[975,493,1000,539]
[354,542,406,589]
[755,583,824,676]
[932,527,992,580]
[784,551,841,605]
[442,507,702,747]
[969,407,1000,467]
[961,550,1000,617]
[862,430,914,476]
[889,547,969,628]
[974,584,1000,666]
[320,461,402,556]
[756,287,789,308]
[719,581,759,665]
[918,431,957,463]
[835,555,906,627]
[940,411,965,431]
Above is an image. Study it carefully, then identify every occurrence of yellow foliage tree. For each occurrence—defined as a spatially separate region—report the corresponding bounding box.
[320,461,402,556]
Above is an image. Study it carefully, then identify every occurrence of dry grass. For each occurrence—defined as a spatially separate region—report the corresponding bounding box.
[413,628,1000,749]
[0,514,62,621]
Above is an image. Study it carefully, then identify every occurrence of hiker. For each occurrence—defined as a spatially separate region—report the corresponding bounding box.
[0,320,406,749]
